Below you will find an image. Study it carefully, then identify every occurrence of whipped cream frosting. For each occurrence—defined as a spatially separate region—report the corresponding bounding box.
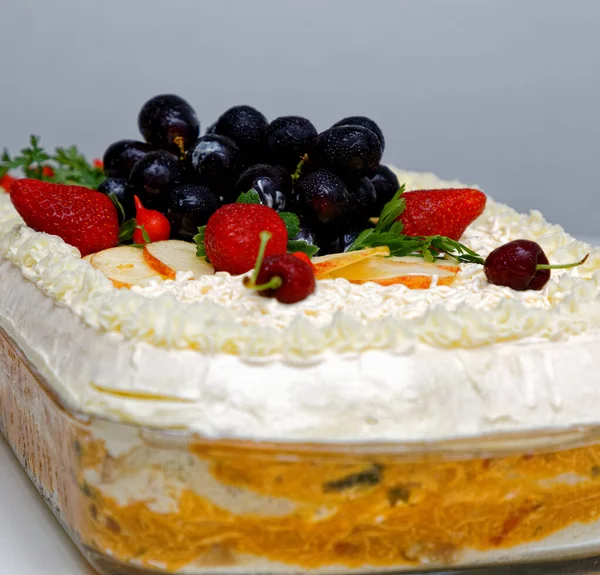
[3,169,600,442]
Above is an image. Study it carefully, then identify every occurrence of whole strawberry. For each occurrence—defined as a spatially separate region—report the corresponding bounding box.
[204,203,288,275]
[10,179,119,256]
[244,231,316,304]
[398,188,486,240]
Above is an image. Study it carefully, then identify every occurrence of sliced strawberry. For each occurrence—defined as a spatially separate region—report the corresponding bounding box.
[398,188,486,240]
[9,179,119,256]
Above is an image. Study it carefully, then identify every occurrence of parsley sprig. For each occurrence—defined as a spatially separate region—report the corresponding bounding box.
[0,135,104,189]
[348,186,485,265]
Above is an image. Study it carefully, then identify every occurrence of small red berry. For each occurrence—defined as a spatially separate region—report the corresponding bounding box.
[0,173,16,191]
[133,195,170,244]
[484,239,588,291]
[93,159,104,169]
[205,203,288,275]
[256,253,316,304]
[291,251,314,271]
[41,166,55,178]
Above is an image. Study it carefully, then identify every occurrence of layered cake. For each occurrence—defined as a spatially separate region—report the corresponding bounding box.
[1,96,600,574]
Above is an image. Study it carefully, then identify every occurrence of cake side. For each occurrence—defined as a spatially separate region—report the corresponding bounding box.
[3,170,600,441]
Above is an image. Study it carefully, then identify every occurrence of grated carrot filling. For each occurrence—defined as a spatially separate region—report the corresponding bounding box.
[79,441,600,571]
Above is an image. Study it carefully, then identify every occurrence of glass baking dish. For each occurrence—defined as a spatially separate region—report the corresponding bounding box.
[3,325,600,575]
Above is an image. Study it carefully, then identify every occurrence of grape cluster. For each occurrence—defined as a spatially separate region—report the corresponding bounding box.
[99,95,398,252]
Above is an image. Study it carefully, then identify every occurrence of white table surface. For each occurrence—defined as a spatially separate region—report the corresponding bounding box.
[2,235,599,575]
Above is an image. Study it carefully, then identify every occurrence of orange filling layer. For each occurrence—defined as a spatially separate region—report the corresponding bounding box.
[79,441,600,572]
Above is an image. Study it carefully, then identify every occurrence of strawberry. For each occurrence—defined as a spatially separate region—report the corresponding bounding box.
[205,204,288,275]
[9,179,119,256]
[398,188,486,240]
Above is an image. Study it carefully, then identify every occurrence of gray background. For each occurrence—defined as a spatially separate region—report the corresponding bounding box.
[1,0,598,235]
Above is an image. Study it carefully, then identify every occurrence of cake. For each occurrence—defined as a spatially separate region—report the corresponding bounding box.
[2,98,600,574]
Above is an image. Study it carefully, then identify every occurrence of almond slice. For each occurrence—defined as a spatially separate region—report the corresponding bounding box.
[312,246,390,279]
[324,255,460,289]
[143,240,214,280]
[90,246,165,288]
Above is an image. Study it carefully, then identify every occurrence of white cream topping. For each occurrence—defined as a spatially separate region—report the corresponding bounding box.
[3,172,600,442]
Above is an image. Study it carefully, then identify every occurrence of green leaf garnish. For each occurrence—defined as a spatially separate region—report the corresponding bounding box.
[0,135,105,188]
[287,240,319,257]
[278,212,300,239]
[348,184,485,264]
[194,225,207,258]
[109,193,126,223]
[135,224,151,245]
[118,218,136,243]
[236,189,261,204]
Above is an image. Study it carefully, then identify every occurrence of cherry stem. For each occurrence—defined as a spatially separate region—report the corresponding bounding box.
[250,276,283,291]
[173,136,186,159]
[246,231,272,288]
[536,253,589,270]
[291,154,308,181]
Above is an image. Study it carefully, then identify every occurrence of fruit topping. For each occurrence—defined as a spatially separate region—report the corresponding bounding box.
[102,140,155,180]
[294,169,350,227]
[9,179,119,256]
[398,188,487,241]
[484,240,589,291]
[128,150,182,213]
[290,251,315,271]
[133,196,171,244]
[348,177,377,227]
[88,245,165,288]
[167,184,221,241]
[317,228,363,256]
[185,135,242,198]
[0,173,16,190]
[97,177,134,220]
[204,203,288,275]
[244,231,316,304]
[312,246,389,278]
[332,116,385,151]
[233,164,292,211]
[143,240,214,280]
[370,165,400,214]
[264,116,318,172]
[310,125,382,179]
[214,105,268,164]
[321,254,459,288]
[138,94,199,156]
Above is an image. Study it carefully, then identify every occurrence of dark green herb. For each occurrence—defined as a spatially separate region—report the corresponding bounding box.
[323,464,383,492]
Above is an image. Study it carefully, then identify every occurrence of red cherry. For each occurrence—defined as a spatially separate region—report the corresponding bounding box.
[133,195,170,244]
[484,239,588,291]
[244,231,316,304]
